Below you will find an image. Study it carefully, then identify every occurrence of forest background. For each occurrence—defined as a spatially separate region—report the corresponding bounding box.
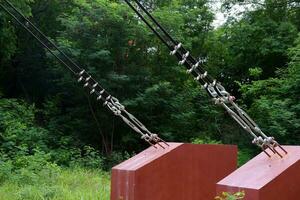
[0,0,299,199]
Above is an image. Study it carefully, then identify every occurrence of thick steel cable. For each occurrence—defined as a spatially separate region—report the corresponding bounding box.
[0,4,78,75]
[124,0,240,99]
[124,0,288,157]
[125,1,247,102]
[2,0,117,105]
[0,0,168,148]
[124,0,215,93]
[124,0,218,91]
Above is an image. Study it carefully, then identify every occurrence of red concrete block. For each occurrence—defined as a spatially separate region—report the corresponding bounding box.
[217,146,300,200]
[111,143,237,200]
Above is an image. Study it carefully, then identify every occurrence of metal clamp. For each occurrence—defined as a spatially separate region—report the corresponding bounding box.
[85,76,91,82]
[187,61,200,74]
[78,76,84,82]
[79,70,85,76]
[107,102,121,116]
[170,43,182,55]
[93,83,98,88]
[195,71,208,81]
[90,89,96,94]
[96,89,106,101]
[203,82,218,98]
[179,51,190,65]
[83,82,89,87]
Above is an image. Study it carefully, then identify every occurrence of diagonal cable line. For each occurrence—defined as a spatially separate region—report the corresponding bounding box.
[0,0,168,149]
[124,0,288,157]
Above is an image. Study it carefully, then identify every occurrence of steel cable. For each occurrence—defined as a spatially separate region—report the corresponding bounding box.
[0,0,168,148]
[124,0,288,157]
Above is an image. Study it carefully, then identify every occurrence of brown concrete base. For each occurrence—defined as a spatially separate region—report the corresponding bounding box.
[110,143,237,200]
[217,146,300,200]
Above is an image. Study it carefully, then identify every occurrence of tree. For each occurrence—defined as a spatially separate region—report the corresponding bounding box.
[206,0,298,95]
[240,34,300,144]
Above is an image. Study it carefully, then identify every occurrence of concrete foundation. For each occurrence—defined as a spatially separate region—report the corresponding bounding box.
[111,143,237,200]
[217,146,300,200]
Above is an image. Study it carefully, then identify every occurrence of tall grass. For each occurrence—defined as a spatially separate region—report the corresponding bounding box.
[0,167,110,200]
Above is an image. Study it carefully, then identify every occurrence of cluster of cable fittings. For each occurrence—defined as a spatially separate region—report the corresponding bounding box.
[169,42,288,158]
[123,0,289,158]
[141,133,162,145]
[253,136,288,158]
[77,69,169,149]
[170,43,288,158]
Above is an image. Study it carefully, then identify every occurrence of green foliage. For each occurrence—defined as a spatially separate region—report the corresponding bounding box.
[0,164,110,200]
[102,151,132,171]
[207,1,298,88]
[240,34,300,144]
[0,99,49,157]
[6,151,60,186]
[238,148,256,166]
[249,67,263,79]
[0,0,32,61]
[0,0,298,160]
[69,146,104,169]
[215,191,245,200]
[0,98,104,168]
[0,159,13,184]
[0,0,299,198]
[192,137,221,145]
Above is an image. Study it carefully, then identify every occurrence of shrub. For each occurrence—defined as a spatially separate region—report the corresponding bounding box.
[192,137,222,145]
[215,191,245,200]
[8,150,60,186]
[0,159,13,184]
[69,146,104,169]
[103,151,132,170]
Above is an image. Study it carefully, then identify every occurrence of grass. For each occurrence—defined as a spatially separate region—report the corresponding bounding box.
[0,146,253,200]
[0,167,111,200]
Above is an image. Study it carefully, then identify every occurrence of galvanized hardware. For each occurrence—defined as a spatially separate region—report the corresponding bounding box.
[0,0,169,149]
[79,70,85,76]
[203,83,219,98]
[90,89,95,94]
[97,95,102,101]
[179,51,190,65]
[83,82,89,88]
[194,71,208,80]
[124,0,288,158]
[85,76,91,82]
[170,43,182,55]
[78,76,84,82]
[92,83,98,88]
